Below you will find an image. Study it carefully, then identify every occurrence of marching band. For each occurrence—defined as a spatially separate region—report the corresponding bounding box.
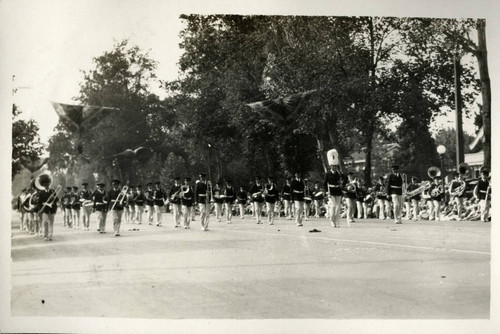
[14,155,492,241]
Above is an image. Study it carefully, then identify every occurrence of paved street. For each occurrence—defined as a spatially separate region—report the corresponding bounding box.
[10,211,490,319]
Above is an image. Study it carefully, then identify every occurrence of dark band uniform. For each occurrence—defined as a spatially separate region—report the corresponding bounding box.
[324,170,343,197]
[180,186,194,207]
[224,186,236,204]
[169,184,181,205]
[264,184,279,204]
[236,190,247,205]
[195,181,210,204]
[290,179,305,202]
[476,179,491,200]
[108,188,125,211]
[406,182,421,201]
[249,184,264,203]
[39,188,59,214]
[387,173,403,196]
[92,189,108,212]
[153,188,166,207]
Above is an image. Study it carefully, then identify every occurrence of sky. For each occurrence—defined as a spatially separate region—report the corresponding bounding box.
[2,0,498,145]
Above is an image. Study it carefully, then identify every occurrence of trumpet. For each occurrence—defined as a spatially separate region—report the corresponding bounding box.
[110,186,129,211]
[38,185,62,213]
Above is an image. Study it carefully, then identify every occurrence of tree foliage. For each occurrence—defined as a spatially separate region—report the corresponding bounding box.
[12,104,44,180]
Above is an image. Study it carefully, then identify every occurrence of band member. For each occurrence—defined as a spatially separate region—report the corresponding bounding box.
[37,174,59,241]
[17,188,29,231]
[291,172,306,227]
[355,178,367,220]
[312,181,325,218]
[281,178,293,220]
[387,165,404,224]
[70,186,81,229]
[213,181,224,222]
[169,177,182,227]
[364,187,375,219]
[474,169,491,222]
[324,163,343,227]
[92,182,108,233]
[249,177,265,224]
[108,179,125,236]
[21,183,37,234]
[374,177,390,220]
[223,180,236,224]
[406,177,421,220]
[125,186,135,223]
[264,176,278,225]
[236,186,248,219]
[448,172,467,221]
[303,178,312,221]
[422,176,434,220]
[429,176,444,221]
[180,177,194,228]
[343,172,357,224]
[79,182,93,230]
[133,185,145,224]
[62,187,73,228]
[152,182,166,226]
[195,172,211,231]
[144,183,155,225]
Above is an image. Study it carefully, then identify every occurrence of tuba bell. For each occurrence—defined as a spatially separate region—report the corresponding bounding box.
[427,166,441,179]
[35,173,52,191]
[458,162,470,177]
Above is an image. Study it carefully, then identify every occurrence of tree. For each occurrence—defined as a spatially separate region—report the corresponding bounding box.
[12,104,44,180]
[47,40,163,185]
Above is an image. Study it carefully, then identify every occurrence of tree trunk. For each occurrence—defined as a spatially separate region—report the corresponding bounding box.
[316,137,328,173]
[364,132,373,186]
[476,20,491,168]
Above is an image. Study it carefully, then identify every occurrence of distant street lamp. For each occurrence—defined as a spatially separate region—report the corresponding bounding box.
[437,145,446,173]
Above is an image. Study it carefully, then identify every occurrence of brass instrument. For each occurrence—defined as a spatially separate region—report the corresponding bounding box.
[110,186,129,211]
[458,162,470,177]
[38,185,62,213]
[431,184,444,197]
[180,185,189,198]
[427,166,441,178]
[346,183,356,193]
[405,181,431,199]
[449,180,466,197]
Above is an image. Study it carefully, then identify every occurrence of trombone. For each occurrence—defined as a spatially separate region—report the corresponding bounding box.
[110,186,129,211]
[38,185,62,214]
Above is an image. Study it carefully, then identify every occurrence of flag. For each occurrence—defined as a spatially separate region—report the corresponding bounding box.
[51,101,120,132]
[246,90,317,126]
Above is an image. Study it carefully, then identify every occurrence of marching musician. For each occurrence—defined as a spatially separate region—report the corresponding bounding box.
[17,188,28,231]
[108,179,125,236]
[133,185,145,224]
[312,181,325,218]
[62,187,73,228]
[180,177,194,229]
[250,177,265,224]
[473,168,491,222]
[291,172,306,227]
[125,186,135,224]
[429,176,444,221]
[343,172,357,225]
[37,174,59,241]
[374,176,389,220]
[449,172,467,221]
[153,181,166,227]
[281,178,293,220]
[386,165,403,224]
[92,182,108,233]
[355,178,367,220]
[169,177,182,227]
[194,172,211,231]
[236,186,248,219]
[303,178,312,221]
[406,177,421,220]
[324,162,343,228]
[213,181,224,223]
[24,181,40,235]
[70,186,81,229]
[223,180,236,224]
[145,183,155,225]
[79,182,93,231]
[264,176,278,225]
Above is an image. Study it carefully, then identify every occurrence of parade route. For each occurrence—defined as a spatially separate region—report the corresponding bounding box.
[10,212,491,319]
